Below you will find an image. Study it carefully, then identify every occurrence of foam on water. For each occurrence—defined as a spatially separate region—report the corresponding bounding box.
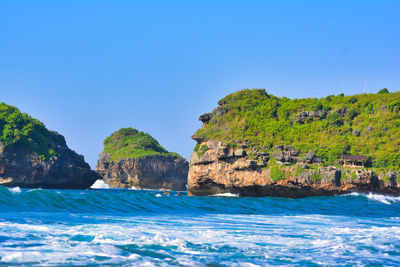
[211,192,240,197]
[341,192,400,205]
[1,186,400,265]
[90,179,110,189]
[8,187,21,193]
[366,192,400,204]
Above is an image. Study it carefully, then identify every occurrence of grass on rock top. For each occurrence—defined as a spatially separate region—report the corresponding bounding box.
[102,127,180,162]
[0,102,64,160]
[194,88,400,169]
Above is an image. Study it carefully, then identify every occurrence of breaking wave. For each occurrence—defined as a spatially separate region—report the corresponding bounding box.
[1,186,400,265]
[0,186,399,216]
[210,192,240,197]
[90,179,110,189]
[341,192,400,205]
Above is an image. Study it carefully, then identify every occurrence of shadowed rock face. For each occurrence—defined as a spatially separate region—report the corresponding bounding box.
[96,154,188,191]
[0,140,98,189]
[188,141,400,198]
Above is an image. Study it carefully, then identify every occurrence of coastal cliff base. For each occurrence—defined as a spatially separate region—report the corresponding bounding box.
[0,144,97,189]
[188,141,400,198]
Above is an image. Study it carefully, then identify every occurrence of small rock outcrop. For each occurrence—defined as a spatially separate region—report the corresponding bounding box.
[95,128,188,190]
[293,110,327,124]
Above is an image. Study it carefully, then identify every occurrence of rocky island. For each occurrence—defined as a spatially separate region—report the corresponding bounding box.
[189,88,400,197]
[0,103,97,189]
[96,128,188,190]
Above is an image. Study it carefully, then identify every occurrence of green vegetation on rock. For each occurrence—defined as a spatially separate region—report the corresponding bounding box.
[0,102,63,159]
[196,144,208,158]
[311,171,321,181]
[270,165,285,181]
[102,127,180,161]
[194,88,400,169]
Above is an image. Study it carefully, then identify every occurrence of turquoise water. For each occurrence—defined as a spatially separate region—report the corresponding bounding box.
[1,186,400,266]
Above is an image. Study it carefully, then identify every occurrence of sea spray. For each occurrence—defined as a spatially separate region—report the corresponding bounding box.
[90,179,110,189]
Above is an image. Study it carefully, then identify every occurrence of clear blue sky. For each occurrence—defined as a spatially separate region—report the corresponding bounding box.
[1,1,399,168]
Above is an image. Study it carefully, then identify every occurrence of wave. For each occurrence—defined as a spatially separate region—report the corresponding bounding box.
[366,192,400,205]
[0,186,399,216]
[90,179,110,189]
[210,193,240,197]
[8,187,21,193]
[340,192,400,205]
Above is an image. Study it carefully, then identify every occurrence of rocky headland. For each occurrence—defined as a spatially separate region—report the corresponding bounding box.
[0,103,97,189]
[95,128,188,190]
[189,89,400,197]
[188,141,400,197]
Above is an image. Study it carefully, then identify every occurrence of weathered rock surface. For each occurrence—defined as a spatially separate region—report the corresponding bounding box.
[293,110,327,124]
[188,141,400,198]
[96,154,188,190]
[0,134,98,189]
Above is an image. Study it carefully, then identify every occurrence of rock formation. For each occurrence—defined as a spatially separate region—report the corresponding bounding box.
[0,134,98,189]
[95,128,188,190]
[188,89,400,197]
[188,141,400,197]
[96,153,188,190]
[0,103,97,189]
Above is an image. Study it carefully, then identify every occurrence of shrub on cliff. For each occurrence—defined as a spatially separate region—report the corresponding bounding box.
[194,89,400,169]
[102,127,180,161]
[0,102,63,159]
[270,166,285,181]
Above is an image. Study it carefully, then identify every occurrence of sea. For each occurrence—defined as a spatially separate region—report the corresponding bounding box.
[1,182,400,266]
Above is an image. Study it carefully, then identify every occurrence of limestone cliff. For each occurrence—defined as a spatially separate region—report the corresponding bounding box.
[96,153,188,190]
[0,103,97,189]
[188,141,400,197]
[0,135,98,189]
[95,128,188,190]
[188,89,400,197]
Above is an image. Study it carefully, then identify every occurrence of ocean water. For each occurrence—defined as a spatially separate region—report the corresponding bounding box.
[1,186,400,266]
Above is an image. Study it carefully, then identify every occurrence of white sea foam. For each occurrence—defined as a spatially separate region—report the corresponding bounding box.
[366,192,400,205]
[8,187,21,193]
[155,193,162,197]
[128,254,140,260]
[1,214,400,265]
[129,187,161,192]
[210,192,239,197]
[1,192,400,265]
[347,192,361,196]
[27,188,42,192]
[90,179,109,189]
[341,192,400,205]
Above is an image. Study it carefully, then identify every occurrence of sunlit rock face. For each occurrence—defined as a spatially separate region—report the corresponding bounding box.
[96,153,188,191]
[188,141,400,198]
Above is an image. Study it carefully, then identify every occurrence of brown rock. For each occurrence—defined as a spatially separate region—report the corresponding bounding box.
[96,154,188,191]
[188,143,400,198]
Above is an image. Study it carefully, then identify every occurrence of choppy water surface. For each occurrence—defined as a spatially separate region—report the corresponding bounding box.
[1,186,400,266]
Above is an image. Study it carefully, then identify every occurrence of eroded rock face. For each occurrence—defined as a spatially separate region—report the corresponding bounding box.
[188,141,400,198]
[96,154,188,190]
[292,110,327,124]
[0,139,97,189]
